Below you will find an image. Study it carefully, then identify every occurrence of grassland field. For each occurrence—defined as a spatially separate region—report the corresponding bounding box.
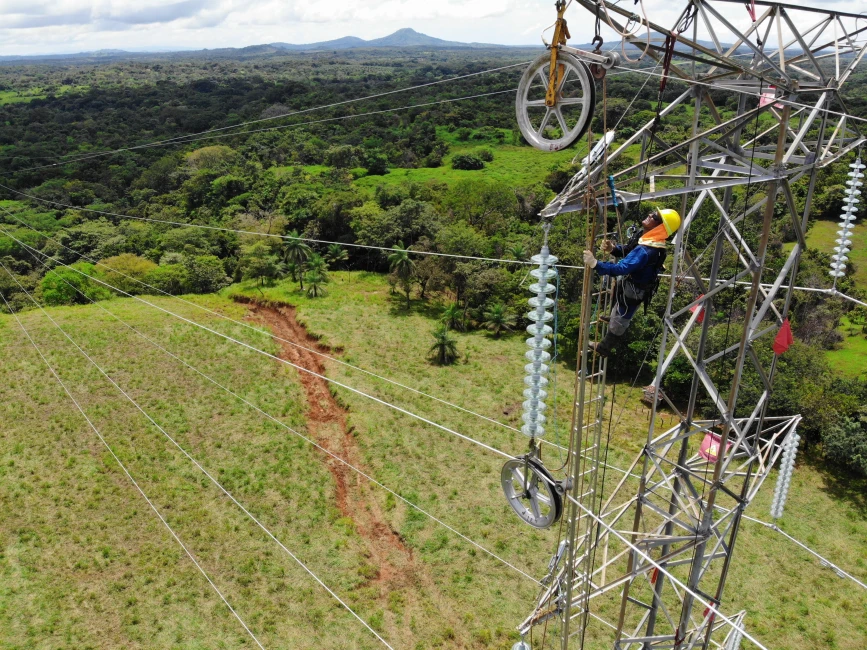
[1,268,864,649]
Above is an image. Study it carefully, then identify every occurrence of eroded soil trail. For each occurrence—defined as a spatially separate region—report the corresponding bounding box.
[245,302,414,587]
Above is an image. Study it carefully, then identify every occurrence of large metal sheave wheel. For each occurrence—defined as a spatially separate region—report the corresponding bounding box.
[501,456,563,529]
[516,51,596,152]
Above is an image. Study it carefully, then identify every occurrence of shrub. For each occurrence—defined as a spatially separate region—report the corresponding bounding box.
[475,148,494,162]
[823,409,867,477]
[41,263,112,306]
[144,264,188,295]
[96,253,158,295]
[451,153,485,171]
[184,255,231,294]
[364,151,389,176]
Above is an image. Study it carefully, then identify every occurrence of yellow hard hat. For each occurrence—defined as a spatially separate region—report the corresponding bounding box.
[656,208,681,236]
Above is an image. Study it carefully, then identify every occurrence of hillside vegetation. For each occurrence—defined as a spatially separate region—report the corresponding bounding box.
[0,45,866,648]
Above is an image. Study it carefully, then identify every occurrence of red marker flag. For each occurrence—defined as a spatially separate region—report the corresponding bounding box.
[689,294,705,324]
[773,318,793,355]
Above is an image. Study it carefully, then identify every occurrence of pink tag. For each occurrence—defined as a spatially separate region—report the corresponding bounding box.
[699,432,730,463]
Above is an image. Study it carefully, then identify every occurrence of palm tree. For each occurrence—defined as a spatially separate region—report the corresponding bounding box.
[284,230,312,290]
[388,242,415,308]
[305,271,328,298]
[507,244,527,262]
[325,243,349,275]
[305,253,330,280]
[483,303,516,338]
[428,325,459,365]
[440,302,465,332]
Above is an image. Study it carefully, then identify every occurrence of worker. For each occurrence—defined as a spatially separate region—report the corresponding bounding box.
[582,207,681,357]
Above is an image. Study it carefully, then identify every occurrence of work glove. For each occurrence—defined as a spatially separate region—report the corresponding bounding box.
[583,250,597,269]
[600,239,615,254]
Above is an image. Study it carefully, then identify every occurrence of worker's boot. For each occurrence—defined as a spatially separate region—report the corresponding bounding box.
[589,332,622,358]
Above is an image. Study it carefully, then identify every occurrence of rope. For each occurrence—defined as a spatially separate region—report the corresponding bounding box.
[0,225,513,461]
[0,283,268,650]
[9,238,542,586]
[0,63,532,172]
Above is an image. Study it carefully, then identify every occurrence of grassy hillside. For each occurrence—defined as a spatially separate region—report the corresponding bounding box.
[1,273,865,648]
[229,272,867,649]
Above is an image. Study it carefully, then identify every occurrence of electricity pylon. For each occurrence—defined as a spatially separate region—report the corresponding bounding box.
[520,1,866,648]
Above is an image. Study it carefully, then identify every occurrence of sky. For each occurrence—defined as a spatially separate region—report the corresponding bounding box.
[0,0,863,56]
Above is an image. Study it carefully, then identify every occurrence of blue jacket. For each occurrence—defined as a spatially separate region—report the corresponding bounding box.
[595,244,664,286]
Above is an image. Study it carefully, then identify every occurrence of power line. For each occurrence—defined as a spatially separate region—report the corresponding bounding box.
[0,224,514,461]
[1,206,525,436]
[0,262,396,650]
[0,61,531,170]
[565,492,772,650]
[611,64,867,124]
[4,190,864,306]
[3,88,520,175]
[0,184,583,269]
[741,515,867,591]
[10,233,542,586]
[0,284,267,650]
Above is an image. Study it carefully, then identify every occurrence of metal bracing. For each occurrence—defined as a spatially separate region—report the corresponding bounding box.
[519,1,864,648]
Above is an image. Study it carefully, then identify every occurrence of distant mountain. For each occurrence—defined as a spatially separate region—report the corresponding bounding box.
[0,28,535,62]
[271,28,505,51]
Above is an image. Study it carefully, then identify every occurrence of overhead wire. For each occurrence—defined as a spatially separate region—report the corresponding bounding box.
[0,206,526,437]
[2,88,521,175]
[4,188,864,306]
[610,64,867,125]
[0,184,585,269]
[0,61,533,171]
[1,261,397,650]
[0,225,514,461]
[0,285,268,650]
[8,232,543,586]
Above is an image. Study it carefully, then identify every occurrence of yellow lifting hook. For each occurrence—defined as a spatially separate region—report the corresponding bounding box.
[545,0,571,107]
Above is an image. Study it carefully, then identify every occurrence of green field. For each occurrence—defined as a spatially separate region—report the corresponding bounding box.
[0,85,87,106]
[3,271,859,648]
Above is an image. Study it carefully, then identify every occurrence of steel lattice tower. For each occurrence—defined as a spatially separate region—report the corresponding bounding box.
[518,1,866,648]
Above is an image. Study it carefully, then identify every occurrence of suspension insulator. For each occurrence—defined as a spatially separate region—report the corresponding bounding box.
[770,430,801,520]
[521,244,558,438]
[829,158,863,279]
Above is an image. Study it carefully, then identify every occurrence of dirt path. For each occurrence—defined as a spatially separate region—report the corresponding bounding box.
[245,302,414,588]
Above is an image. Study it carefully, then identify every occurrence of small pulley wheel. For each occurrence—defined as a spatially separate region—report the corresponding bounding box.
[501,456,563,529]
[516,51,596,152]
[589,36,607,79]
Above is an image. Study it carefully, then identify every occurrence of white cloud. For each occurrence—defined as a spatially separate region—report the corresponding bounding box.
[0,0,862,55]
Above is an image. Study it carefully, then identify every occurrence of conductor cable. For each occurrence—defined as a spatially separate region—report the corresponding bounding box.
[9,236,543,586]
[0,286,268,650]
[2,262,396,650]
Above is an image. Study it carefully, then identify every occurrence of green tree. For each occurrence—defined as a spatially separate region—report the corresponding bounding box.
[440,303,465,332]
[305,270,329,298]
[184,255,231,294]
[241,241,283,287]
[96,253,158,295]
[388,242,414,308]
[429,325,459,365]
[507,244,527,261]
[325,244,349,272]
[822,408,867,477]
[482,303,515,337]
[451,153,485,170]
[41,263,112,306]
[144,264,187,295]
[283,230,312,290]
